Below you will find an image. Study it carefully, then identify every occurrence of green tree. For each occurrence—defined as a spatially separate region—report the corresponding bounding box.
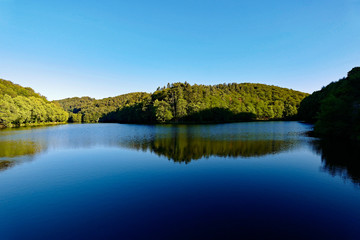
[153,100,173,122]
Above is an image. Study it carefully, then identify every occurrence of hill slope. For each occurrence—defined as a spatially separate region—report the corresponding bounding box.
[56,92,151,123]
[0,79,68,127]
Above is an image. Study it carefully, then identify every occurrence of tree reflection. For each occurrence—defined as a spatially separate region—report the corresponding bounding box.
[0,123,302,170]
[0,140,43,158]
[0,140,43,171]
[121,134,298,163]
[311,140,360,185]
[0,160,16,172]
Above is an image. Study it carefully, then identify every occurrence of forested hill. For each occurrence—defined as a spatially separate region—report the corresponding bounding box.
[56,92,151,123]
[298,67,360,140]
[0,78,46,99]
[0,79,68,128]
[56,82,308,124]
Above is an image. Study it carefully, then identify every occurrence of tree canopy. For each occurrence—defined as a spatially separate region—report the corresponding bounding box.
[1,78,308,127]
[57,82,308,124]
[0,79,68,128]
[56,92,151,123]
[298,67,360,140]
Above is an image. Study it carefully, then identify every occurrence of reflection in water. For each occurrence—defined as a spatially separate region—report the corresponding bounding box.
[1,123,360,186]
[122,136,297,163]
[0,140,43,158]
[2,126,360,238]
[120,123,305,163]
[312,140,360,185]
[0,160,16,172]
[0,140,44,171]
[0,123,307,170]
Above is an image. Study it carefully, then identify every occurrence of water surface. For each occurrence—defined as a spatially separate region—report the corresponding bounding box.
[0,122,359,239]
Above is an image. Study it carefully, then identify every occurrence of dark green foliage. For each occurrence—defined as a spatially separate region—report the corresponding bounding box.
[183,108,256,122]
[101,102,155,123]
[299,67,360,140]
[57,82,308,124]
[57,93,151,123]
[1,78,307,127]
[298,90,325,122]
[0,79,68,128]
[149,82,307,122]
[69,112,82,122]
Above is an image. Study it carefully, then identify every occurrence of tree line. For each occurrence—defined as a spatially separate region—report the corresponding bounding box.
[57,82,308,124]
[56,92,151,123]
[1,78,309,128]
[2,68,359,140]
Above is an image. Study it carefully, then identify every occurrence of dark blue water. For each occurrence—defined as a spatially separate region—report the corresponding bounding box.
[0,122,359,239]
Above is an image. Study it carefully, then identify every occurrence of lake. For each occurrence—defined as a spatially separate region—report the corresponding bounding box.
[0,122,360,239]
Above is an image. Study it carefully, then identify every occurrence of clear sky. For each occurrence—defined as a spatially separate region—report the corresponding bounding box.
[1,0,359,100]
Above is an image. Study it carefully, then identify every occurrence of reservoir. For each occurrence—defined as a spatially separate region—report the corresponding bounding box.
[0,122,359,239]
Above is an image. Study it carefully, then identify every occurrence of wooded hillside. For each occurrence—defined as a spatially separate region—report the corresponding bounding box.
[0,79,68,127]
[57,82,308,124]
[298,67,360,140]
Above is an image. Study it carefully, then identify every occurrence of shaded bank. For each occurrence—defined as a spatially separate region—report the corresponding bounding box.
[298,67,360,140]
[101,106,257,124]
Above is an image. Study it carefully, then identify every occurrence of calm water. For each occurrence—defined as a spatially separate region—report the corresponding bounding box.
[0,122,360,239]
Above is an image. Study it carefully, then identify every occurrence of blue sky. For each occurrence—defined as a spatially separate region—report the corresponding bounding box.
[1,0,359,100]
